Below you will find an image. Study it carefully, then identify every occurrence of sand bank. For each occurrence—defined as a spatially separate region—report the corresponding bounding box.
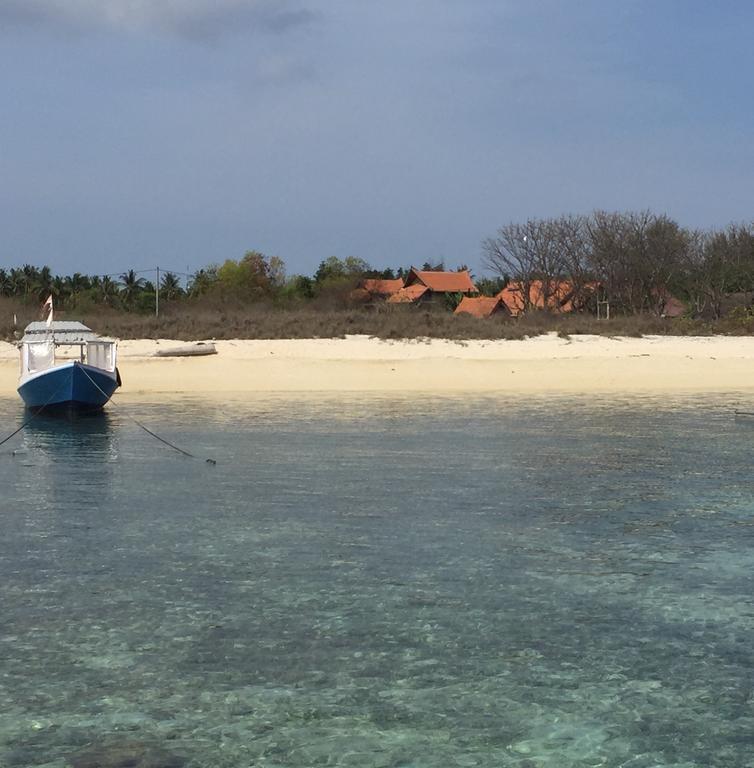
[0,334,752,396]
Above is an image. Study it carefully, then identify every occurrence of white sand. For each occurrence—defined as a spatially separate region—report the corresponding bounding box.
[1,334,752,395]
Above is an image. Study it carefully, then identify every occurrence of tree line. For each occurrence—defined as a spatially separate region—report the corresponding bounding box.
[483,211,754,319]
[0,254,463,313]
[2,210,753,318]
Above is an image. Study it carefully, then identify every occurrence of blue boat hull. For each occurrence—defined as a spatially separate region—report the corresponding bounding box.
[18,362,120,411]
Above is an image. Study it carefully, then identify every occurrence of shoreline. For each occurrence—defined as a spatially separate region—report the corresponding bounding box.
[1,334,753,396]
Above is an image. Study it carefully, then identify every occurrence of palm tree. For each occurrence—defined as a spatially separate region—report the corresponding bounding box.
[21,264,39,297]
[9,267,26,297]
[0,269,11,297]
[119,270,146,308]
[160,272,184,301]
[188,267,218,297]
[51,276,68,306]
[98,276,119,306]
[33,266,54,302]
[65,272,89,306]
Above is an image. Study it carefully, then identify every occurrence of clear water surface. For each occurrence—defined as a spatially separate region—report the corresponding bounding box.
[1,393,753,768]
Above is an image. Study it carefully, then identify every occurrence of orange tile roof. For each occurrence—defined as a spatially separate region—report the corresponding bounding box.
[661,296,685,317]
[386,284,429,303]
[406,268,477,293]
[361,278,404,296]
[653,289,685,318]
[497,280,595,316]
[497,285,526,317]
[454,296,506,318]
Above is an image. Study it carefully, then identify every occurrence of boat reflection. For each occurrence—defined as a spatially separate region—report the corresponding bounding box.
[19,409,120,468]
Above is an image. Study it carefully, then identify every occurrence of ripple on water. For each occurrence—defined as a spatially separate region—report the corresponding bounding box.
[0,394,753,766]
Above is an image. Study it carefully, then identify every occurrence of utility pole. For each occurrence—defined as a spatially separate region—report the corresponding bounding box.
[156,266,160,318]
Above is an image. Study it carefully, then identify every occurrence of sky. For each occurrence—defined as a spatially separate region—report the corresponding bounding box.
[1,0,753,279]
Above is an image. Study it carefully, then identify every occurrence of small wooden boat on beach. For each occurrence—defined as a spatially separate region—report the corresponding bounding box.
[154,342,217,358]
[17,319,121,412]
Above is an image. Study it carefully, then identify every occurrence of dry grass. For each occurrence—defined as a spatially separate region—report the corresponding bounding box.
[2,295,753,342]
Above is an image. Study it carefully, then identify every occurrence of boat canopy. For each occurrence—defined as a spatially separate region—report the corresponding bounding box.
[20,321,110,345]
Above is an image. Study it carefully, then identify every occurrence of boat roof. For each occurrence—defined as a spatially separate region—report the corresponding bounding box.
[21,321,112,345]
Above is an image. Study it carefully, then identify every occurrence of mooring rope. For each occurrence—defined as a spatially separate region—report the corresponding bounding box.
[78,366,216,464]
[0,381,70,449]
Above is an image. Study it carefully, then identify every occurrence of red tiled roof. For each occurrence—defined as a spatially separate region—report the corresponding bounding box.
[454,296,506,318]
[361,278,404,296]
[497,280,596,316]
[386,284,429,304]
[405,268,477,293]
[653,289,685,318]
[661,296,685,317]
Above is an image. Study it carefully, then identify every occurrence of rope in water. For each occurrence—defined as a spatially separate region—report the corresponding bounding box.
[78,366,216,464]
[0,367,216,465]
[0,381,70,449]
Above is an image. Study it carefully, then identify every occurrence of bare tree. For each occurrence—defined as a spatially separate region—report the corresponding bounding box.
[482,218,566,311]
[553,214,593,310]
[586,210,689,315]
[679,229,710,317]
[686,223,754,318]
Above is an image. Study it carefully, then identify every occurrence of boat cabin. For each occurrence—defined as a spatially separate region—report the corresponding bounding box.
[19,321,117,378]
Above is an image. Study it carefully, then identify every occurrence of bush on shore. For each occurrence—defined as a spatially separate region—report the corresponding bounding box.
[4,294,754,342]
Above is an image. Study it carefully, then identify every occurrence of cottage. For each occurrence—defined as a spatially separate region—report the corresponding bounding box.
[388,268,477,304]
[361,278,404,298]
[454,296,507,318]
[498,280,596,316]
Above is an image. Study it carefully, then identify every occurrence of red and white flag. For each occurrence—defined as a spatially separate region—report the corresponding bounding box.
[43,295,53,327]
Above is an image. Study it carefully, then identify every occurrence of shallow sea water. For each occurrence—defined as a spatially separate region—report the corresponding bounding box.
[1,393,754,768]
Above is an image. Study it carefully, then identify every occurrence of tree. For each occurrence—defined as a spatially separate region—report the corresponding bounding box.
[483,218,567,313]
[33,266,54,302]
[65,272,90,306]
[98,276,120,306]
[216,250,278,298]
[280,274,315,300]
[160,272,184,301]
[681,224,754,318]
[188,266,218,297]
[120,270,146,307]
[314,256,370,284]
[475,276,507,296]
[587,211,689,315]
[51,276,68,306]
[268,256,286,289]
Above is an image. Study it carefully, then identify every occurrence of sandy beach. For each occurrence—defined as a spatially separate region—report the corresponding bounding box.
[1,333,753,396]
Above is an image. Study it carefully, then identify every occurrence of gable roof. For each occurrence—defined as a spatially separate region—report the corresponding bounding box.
[497,280,596,316]
[361,278,404,296]
[454,296,506,318]
[386,284,429,303]
[661,296,685,317]
[405,268,477,293]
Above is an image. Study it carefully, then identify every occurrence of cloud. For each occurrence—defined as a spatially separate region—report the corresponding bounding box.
[0,0,318,39]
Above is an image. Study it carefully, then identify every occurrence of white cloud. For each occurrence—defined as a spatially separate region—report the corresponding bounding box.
[0,0,318,39]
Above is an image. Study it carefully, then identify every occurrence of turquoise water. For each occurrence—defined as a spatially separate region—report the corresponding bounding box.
[1,394,754,767]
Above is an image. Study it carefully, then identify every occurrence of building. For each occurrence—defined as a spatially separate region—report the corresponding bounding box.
[497,280,597,316]
[454,296,507,318]
[361,278,404,298]
[388,268,477,304]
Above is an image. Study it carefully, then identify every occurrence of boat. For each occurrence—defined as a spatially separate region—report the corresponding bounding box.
[154,342,217,357]
[17,318,121,412]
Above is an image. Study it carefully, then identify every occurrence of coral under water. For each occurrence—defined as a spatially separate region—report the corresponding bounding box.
[1,395,753,767]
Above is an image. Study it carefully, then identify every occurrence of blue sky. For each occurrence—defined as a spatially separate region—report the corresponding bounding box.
[1,1,752,278]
